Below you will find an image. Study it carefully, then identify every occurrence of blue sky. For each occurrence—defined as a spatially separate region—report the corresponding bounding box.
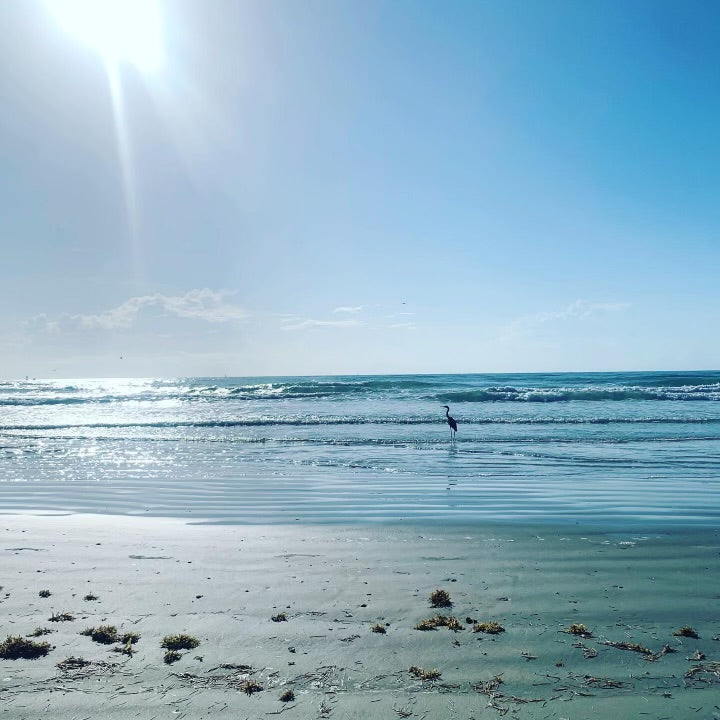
[1,0,719,377]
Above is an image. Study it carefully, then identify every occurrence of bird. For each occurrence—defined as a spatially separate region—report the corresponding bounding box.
[442,405,458,441]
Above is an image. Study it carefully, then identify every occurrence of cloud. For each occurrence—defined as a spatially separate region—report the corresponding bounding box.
[524,300,631,324]
[501,299,631,340]
[26,313,61,334]
[72,289,248,330]
[333,305,365,314]
[280,317,366,331]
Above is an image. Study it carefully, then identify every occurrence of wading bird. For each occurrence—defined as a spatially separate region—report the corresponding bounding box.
[442,405,458,441]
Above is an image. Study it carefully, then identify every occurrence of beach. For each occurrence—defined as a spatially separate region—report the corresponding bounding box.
[2,373,720,717]
[2,513,719,719]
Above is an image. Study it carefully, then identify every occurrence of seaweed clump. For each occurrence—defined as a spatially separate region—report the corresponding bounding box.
[49,611,75,623]
[409,665,441,681]
[475,674,504,694]
[271,613,288,622]
[674,626,699,639]
[415,614,464,632]
[164,650,182,664]
[241,679,263,695]
[28,627,54,637]
[80,625,118,645]
[600,640,652,655]
[279,688,295,702]
[56,657,91,671]
[371,623,387,634]
[473,621,505,635]
[566,623,593,638]
[429,589,452,608]
[161,634,200,651]
[0,635,51,660]
[113,632,140,657]
[83,593,99,601]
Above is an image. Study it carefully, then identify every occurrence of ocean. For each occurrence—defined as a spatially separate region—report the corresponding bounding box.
[2,371,720,527]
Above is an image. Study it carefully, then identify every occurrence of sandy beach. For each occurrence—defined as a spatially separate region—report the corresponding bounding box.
[2,514,719,719]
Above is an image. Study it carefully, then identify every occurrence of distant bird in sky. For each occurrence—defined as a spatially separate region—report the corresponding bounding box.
[442,405,457,441]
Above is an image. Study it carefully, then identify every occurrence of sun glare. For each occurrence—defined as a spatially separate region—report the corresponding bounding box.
[48,0,165,72]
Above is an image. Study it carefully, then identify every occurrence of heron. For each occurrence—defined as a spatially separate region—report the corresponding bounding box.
[442,405,458,441]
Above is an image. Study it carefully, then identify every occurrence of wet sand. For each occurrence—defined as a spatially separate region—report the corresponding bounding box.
[1,514,719,719]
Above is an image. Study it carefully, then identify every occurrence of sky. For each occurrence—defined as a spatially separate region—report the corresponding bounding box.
[1,0,719,378]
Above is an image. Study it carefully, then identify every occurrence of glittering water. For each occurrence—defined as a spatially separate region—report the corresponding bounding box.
[2,372,720,526]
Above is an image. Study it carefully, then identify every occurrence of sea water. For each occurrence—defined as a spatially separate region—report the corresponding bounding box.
[1,371,719,526]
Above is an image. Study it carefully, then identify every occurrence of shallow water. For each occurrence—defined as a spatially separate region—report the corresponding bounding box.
[1,372,720,526]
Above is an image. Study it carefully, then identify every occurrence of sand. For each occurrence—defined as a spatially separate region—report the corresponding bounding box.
[1,514,719,719]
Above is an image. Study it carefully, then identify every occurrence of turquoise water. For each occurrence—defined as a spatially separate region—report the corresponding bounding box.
[1,371,720,526]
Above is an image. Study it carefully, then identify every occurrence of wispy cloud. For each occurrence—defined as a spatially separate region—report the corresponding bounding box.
[525,299,631,324]
[73,289,248,330]
[501,299,631,340]
[333,305,365,314]
[26,313,61,334]
[280,317,366,331]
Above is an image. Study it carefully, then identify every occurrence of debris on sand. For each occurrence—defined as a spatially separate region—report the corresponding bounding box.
[472,621,505,635]
[415,615,464,632]
[674,626,699,639]
[429,589,452,608]
[408,665,441,681]
[161,634,200,651]
[28,627,54,637]
[599,640,652,655]
[565,623,593,638]
[80,625,118,644]
[0,636,51,660]
[164,650,182,664]
[241,679,263,695]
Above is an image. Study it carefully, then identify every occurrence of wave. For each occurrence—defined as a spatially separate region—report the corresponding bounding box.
[4,374,720,407]
[0,377,440,406]
[5,416,720,432]
[436,384,720,402]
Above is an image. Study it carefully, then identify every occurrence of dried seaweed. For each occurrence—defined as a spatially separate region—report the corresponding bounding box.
[408,665,441,681]
[599,640,652,655]
[241,679,263,695]
[429,589,452,608]
[56,656,120,677]
[414,614,464,632]
[583,675,630,689]
[161,634,199,651]
[645,644,677,662]
[0,636,51,660]
[565,623,593,638]
[80,625,118,644]
[472,621,505,635]
[685,661,720,683]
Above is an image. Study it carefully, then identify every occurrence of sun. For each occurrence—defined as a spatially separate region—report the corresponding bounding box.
[47,0,165,73]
